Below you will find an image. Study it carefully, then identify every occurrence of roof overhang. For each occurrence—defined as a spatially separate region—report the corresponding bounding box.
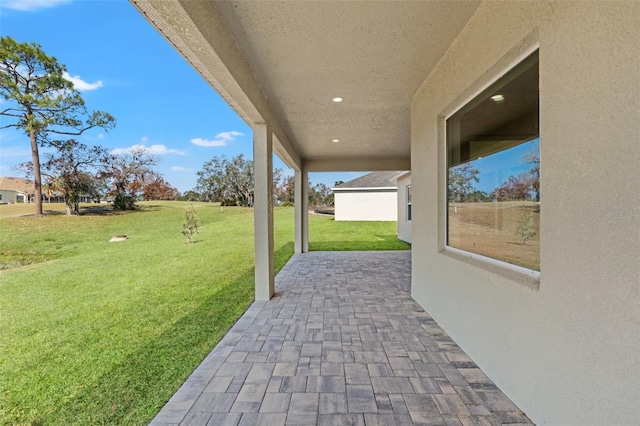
[130,0,481,172]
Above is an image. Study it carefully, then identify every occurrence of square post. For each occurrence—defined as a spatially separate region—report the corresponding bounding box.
[253,123,274,300]
[294,167,309,253]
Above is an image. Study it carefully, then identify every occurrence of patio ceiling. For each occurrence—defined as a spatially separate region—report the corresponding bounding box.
[131,0,481,171]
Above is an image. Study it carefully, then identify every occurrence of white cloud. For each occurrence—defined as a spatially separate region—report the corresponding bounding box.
[0,165,7,170]
[111,144,186,156]
[170,166,190,172]
[141,136,149,142]
[190,138,226,147]
[1,0,71,11]
[62,71,103,92]
[191,130,244,147]
[97,133,105,139]
[0,146,31,157]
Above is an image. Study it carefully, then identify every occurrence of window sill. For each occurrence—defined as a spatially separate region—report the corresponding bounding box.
[442,246,540,290]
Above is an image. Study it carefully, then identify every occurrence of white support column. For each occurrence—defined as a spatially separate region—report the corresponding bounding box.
[253,123,274,300]
[294,167,309,253]
[301,167,309,252]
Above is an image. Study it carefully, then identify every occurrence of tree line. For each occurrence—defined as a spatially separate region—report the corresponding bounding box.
[183,154,334,207]
[448,150,540,203]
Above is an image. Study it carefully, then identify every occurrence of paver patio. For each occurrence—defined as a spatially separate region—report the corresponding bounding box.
[150,251,532,425]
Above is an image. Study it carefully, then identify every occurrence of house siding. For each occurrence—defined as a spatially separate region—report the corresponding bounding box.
[334,189,397,221]
[396,174,411,243]
[411,2,639,425]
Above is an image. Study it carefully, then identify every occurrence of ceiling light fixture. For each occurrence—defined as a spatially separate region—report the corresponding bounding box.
[331,139,340,143]
[491,94,505,103]
[332,97,343,103]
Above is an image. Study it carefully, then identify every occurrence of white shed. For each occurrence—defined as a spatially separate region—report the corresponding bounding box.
[332,171,399,221]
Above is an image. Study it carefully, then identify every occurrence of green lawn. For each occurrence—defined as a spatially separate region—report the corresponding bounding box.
[0,201,408,425]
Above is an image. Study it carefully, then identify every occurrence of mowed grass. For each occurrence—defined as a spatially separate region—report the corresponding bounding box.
[0,201,408,425]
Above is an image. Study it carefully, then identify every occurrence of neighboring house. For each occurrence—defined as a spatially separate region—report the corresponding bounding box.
[332,171,399,221]
[133,2,638,424]
[394,171,412,243]
[0,177,33,204]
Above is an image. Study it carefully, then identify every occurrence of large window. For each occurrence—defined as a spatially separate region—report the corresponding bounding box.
[446,51,539,271]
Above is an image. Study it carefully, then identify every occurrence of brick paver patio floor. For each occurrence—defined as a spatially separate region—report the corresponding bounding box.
[150,251,532,425]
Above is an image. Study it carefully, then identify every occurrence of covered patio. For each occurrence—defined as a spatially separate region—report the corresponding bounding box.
[132,1,638,424]
[151,252,530,425]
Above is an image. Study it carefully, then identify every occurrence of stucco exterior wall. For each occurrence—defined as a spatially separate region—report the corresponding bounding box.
[334,189,397,221]
[396,174,412,243]
[0,190,20,204]
[410,2,639,425]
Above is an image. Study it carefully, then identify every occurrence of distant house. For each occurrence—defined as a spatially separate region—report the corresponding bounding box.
[332,171,400,221]
[0,177,33,204]
[394,171,412,243]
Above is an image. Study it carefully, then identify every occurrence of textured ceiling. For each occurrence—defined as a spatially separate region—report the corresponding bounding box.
[132,0,481,170]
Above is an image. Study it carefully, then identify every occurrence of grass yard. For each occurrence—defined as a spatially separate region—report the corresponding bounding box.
[0,201,408,425]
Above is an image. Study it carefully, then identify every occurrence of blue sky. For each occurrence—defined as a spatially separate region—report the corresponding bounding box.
[0,0,365,192]
[469,138,539,194]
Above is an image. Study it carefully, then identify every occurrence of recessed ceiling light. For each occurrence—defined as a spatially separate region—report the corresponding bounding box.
[331,139,340,143]
[332,97,343,103]
[491,94,505,103]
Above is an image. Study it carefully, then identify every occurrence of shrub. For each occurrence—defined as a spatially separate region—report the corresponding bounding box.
[113,194,135,210]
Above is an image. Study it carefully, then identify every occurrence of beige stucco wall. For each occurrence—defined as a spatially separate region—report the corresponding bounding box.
[334,189,397,221]
[411,1,639,425]
[396,174,412,243]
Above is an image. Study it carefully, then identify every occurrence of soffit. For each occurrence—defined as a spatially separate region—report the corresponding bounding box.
[132,1,481,169]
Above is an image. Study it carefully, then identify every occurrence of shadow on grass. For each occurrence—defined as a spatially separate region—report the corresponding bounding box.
[0,250,58,270]
[44,242,295,425]
[310,235,410,252]
[77,205,162,216]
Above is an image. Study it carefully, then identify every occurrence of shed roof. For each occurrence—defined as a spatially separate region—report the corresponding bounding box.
[333,171,399,190]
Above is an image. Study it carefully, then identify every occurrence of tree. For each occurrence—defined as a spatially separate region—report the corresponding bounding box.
[181,205,199,243]
[178,190,203,202]
[274,172,295,205]
[516,205,537,245]
[106,147,157,209]
[36,139,110,215]
[490,172,533,202]
[141,174,180,201]
[309,183,333,206]
[195,154,254,206]
[523,149,540,202]
[0,37,115,216]
[448,163,480,202]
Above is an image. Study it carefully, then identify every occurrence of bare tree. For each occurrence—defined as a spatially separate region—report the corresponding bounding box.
[37,139,110,215]
[523,149,540,202]
[106,147,158,209]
